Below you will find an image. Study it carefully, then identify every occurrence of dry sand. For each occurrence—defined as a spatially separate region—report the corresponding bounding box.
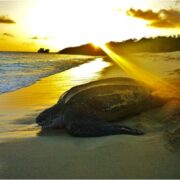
[0,58,180,179]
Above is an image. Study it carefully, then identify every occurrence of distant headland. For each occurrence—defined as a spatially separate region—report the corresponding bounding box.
[58,35,180,56]
[58,43,106,56]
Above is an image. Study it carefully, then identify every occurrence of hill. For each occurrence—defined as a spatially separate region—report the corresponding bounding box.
[58,35,180,55]
[108,35,180,53]
[58,43,106,56]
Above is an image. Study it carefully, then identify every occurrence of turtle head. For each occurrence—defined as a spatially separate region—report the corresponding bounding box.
[36,104,65,129]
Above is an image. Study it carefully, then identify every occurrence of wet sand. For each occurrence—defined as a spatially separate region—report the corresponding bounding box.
[0,57,180,178]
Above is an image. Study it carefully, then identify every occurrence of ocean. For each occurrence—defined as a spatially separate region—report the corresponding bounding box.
[0,51,179,95]
[0,52,95,94]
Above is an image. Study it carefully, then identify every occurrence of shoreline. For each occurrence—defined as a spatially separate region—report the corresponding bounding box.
[0,58,112,135]
[0,55,100,95]
[0,57,180,178]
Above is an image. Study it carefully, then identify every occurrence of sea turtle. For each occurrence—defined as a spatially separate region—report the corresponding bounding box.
[36,77,165,137]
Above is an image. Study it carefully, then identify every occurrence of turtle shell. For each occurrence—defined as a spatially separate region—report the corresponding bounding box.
[59,77,154,122]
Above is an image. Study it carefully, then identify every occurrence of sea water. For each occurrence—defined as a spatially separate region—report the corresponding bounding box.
[0,51,180,95]
[0,52,95,94]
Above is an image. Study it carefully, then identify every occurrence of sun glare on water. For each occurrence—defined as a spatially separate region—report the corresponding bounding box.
[71,58,110,79]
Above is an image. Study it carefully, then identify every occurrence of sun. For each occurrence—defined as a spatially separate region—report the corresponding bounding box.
[91,40,106,48]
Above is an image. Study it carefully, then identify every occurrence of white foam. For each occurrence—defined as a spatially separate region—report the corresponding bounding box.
[0,52,94,94]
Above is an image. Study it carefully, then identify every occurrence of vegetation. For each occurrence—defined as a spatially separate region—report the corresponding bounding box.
[108,35,180,53]
[58,35,180,55]
[58,43,105,56]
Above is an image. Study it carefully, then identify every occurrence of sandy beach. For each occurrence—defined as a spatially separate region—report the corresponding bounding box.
[0,56,180,179]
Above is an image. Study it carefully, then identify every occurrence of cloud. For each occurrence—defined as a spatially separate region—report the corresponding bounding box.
[127,8,159,20]
[0,15,16,24]
[43,37,49,40]
[127,8,180,28]
[31,36,49,40]
[31,36,39,40]
[3,33,14,37]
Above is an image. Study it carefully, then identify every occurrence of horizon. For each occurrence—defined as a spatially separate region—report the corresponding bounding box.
[0,0,180,52]
[1,34,179,53]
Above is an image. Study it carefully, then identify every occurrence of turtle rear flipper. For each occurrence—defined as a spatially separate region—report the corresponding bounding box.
[66,118,144,137]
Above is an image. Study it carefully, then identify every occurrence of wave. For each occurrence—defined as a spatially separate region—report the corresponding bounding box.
[0,52,95,94]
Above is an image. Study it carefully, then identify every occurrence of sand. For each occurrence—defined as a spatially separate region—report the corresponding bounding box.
[0,57,180,179]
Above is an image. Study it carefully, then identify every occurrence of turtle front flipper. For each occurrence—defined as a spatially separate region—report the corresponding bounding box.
[65,117,144,137]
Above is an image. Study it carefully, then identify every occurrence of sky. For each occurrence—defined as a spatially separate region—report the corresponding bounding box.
[0,0,180,52]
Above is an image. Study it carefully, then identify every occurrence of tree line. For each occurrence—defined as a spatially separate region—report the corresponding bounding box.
[59,35,180,55]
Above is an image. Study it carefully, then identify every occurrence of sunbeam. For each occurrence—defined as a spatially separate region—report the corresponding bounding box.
[99,44,178,98]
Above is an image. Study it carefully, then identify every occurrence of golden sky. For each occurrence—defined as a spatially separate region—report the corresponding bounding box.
[0,0,180,52]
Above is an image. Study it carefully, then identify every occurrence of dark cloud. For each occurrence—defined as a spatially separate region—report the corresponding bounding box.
[31,36,39,40]
[0,15,16,24]
[3,33,14,37]
[127,8,159,20]
[127,8,180,28]
[31,36,49,40]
